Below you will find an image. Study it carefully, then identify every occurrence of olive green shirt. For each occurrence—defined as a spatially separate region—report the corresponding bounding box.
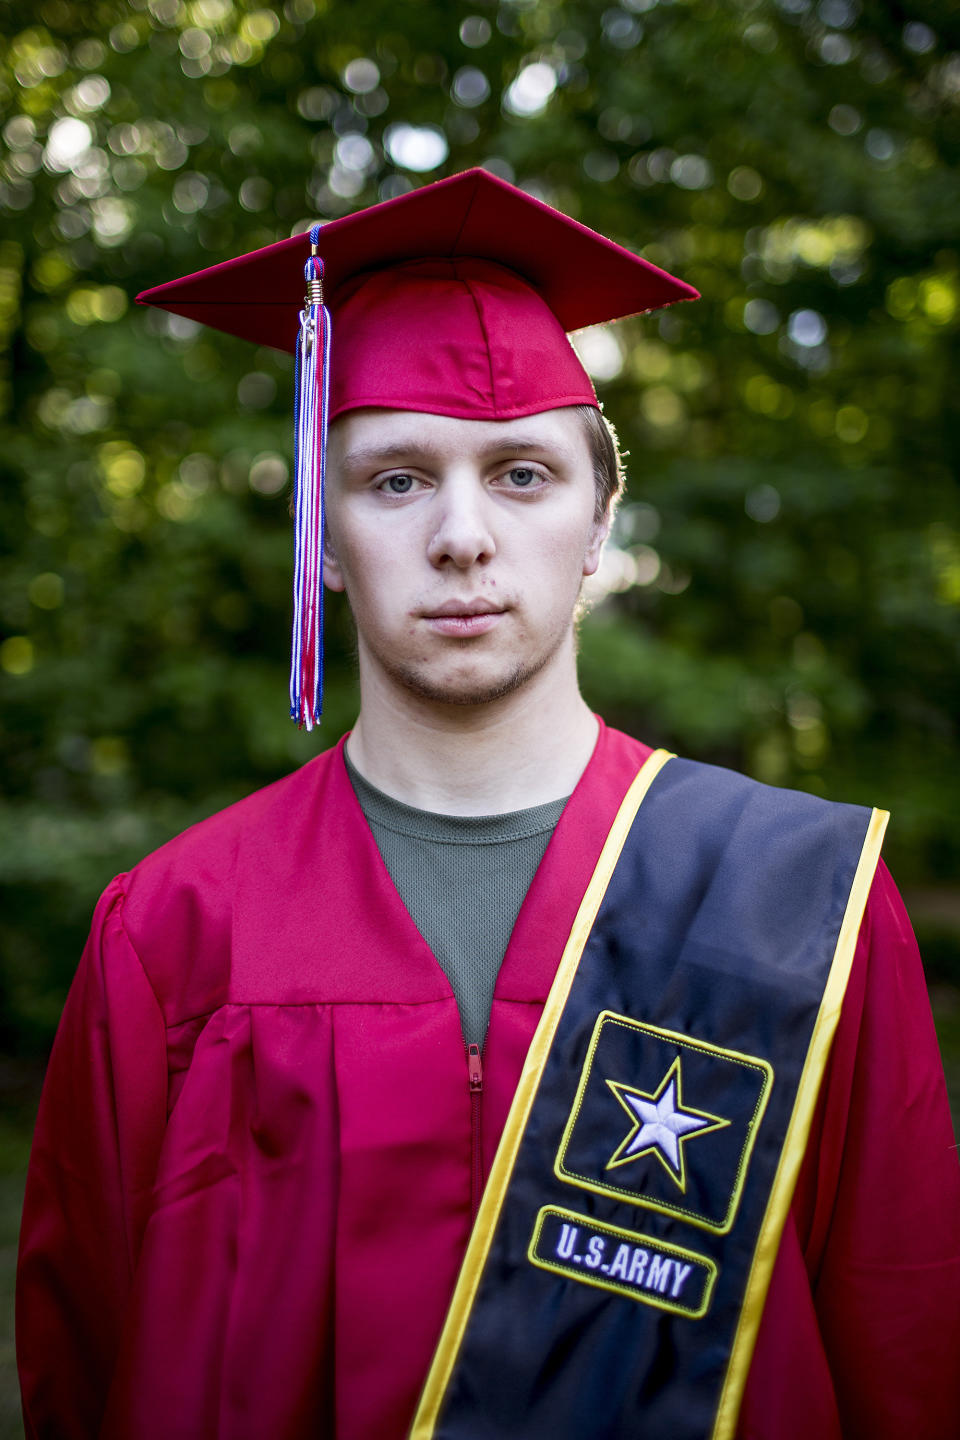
[345,751,568,1047]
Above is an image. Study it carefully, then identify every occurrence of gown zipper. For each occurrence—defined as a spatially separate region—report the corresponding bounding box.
[467,1042,484,1221]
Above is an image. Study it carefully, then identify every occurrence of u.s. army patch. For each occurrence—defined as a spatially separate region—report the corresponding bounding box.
[528,1206,717,1318]
[555,1012,773,1233]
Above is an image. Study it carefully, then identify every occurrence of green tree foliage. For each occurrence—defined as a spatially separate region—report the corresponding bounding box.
[1,0,959,1048]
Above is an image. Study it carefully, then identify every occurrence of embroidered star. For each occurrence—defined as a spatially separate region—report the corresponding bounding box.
[605,1056,729,1191]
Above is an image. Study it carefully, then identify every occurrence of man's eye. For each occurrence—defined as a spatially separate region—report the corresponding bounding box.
[506,466,539,487]
[381,474,415,494]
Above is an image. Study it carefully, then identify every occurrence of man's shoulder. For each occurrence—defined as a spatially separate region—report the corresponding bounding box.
[604,732,875,830]
[115,743,344,955]
[658,750,881,835]
[136,745,339,872]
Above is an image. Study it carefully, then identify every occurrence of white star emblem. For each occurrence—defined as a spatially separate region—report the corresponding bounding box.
[605,1056,729,1191]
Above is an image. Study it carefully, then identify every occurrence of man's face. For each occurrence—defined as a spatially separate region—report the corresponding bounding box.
[323,406,609,708]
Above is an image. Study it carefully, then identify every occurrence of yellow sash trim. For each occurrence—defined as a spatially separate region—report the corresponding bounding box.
[710,805,889,1439]
[410,748,675,1439]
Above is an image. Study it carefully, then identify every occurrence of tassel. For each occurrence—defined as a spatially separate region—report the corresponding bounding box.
[290,224,331,730]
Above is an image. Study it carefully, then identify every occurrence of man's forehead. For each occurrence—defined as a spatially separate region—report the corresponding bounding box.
[330,406,589,466]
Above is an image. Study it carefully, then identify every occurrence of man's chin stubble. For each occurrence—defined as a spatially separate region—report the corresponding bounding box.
[377,647,555,709]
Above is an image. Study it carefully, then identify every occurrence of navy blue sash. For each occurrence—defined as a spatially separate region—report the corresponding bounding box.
[412,752,887,1440]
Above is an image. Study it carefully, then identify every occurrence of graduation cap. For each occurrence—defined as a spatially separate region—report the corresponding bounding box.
[137,167,698,729]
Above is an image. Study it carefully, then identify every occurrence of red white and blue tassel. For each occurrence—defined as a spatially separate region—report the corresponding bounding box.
[290,225,330,730]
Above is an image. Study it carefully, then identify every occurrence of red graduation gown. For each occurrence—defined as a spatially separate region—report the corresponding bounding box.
[16,722,960,1438]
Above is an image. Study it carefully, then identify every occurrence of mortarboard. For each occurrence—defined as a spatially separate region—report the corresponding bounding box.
[137,168,698,728]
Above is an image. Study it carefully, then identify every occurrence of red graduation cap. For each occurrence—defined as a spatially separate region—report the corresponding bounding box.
[137,168,698,727]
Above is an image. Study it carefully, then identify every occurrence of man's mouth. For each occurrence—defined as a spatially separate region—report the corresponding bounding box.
[420,598,508,636]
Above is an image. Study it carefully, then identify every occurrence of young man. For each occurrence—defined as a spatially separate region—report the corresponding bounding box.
[17,171,960,1439]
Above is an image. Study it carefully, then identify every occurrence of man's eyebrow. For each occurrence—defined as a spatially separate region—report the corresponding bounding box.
[339,442,439,469]
[476,435,572,458]
[339,435,573,469]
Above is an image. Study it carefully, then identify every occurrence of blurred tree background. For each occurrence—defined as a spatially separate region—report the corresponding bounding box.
[0,0,958,1425]
[2,4,960,1070]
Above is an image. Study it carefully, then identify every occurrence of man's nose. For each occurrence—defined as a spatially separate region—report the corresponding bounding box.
[425,477,497,570]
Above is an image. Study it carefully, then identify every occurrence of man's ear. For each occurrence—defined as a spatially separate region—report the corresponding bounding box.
[322,527,346,593]
[582,506,612,578]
